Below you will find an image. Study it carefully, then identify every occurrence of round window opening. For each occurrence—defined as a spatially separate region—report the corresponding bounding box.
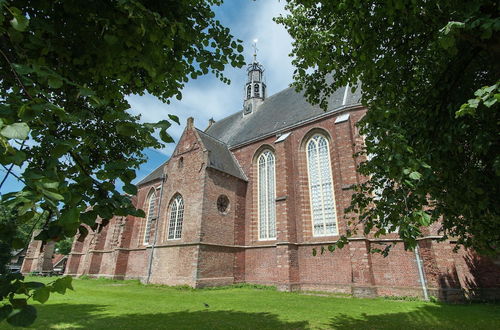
[217,195,230,214]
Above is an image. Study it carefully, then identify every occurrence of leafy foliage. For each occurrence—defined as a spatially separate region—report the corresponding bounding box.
[0,274,73,327]
[54,237,73,256]
[277,0,499,255]
[0,0,245,325]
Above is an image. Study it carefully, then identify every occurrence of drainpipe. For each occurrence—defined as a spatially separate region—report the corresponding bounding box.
[146,175,166,284]
[414,244,429,300]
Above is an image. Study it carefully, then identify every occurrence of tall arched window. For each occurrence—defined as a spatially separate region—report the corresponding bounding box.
[143,192,156,244]
[306,134,338,236]
[258,150,276,239]
[167,194,184,240]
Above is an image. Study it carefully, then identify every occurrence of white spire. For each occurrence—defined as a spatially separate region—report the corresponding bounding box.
[252,39,259,63]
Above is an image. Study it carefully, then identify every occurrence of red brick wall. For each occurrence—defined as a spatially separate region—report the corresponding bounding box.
[52,107,500,302]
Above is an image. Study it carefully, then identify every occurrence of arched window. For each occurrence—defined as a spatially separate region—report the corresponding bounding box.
[254,83,260,97]
[306,134,338,236]
[247,85,251,99]
[143,192,156,244]
[257,150,276,239]
[167,194,184,240]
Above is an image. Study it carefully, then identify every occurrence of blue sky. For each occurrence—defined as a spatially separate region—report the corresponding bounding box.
[2,0,294,192]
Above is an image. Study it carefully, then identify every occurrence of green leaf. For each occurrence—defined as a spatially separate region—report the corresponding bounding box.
[48,77,63,89]
[1,122,29,139]
[41,189,64,201]
[12,237,24,249]
[7,305,37,327]
[10,13,29,32]
[60,207,80,226]
[312,248,317,256]
[33,286,50,304]
[409,171,421,180]
[155,120,171,130]
[9,298,27,309]
[116,122,135,136]
[51,276,73,294]
[80,210,97,226]
[168,114,180,125]
[24,282,44,289]
[0,305,13,321]
[123,183,137,195]
[159,129,174,143]
[416,211,431,226]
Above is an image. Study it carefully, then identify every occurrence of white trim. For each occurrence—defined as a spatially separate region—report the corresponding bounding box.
[275,132,291,143]
[305,134,339,237]
[342,83,350,106]
[334,113,350,124]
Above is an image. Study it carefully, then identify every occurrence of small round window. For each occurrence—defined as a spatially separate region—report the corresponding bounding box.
[217,195,229,215]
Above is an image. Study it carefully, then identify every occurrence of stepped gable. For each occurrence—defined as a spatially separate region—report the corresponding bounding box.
[205,85,362,148]
[196,129,247,181]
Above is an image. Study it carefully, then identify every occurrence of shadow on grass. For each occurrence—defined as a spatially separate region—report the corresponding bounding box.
[22,301,500,329]
[31,304,309,329]
[328,303,500,330]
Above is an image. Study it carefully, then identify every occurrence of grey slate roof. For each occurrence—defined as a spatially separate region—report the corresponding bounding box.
[196,129,247,181]
[136,161,165,186]
[137,84,361,186]
[205,85,361,147]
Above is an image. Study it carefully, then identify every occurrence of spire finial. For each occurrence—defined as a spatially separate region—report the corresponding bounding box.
[252,39,259,63]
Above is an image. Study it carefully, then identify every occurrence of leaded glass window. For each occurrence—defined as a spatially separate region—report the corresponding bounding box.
[258,150,276,239]
[306,134,338,236]
[143,192,156,244]
[168,195,184,240]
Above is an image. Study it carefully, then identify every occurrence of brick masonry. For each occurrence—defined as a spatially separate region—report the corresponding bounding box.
[23,107,500,301]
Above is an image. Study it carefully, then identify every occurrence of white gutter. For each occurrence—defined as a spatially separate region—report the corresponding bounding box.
[342,83,349,106]
[414,245,429,300]
[145,175,166,284]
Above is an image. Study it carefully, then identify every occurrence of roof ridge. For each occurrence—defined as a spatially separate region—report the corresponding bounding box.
[206,86,295,128]
[196,128,229,146]
[136,159,168,185]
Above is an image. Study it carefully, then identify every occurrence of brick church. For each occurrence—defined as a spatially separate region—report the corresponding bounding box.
[22,55,499,301]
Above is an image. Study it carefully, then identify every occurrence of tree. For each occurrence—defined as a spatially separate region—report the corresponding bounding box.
[0,0,245,326]
[54,237,72,256]
[277,1,499,255]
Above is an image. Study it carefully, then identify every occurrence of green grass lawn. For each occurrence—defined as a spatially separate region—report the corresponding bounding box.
[1,277,499,329]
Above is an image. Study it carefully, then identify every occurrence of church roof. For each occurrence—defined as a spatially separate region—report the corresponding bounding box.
[137,84,361,186]
[196,129,247,181]
[205,85,361,148]
[136,162,165,186]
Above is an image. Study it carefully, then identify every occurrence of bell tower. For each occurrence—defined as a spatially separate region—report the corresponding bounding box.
[243,40,266,116]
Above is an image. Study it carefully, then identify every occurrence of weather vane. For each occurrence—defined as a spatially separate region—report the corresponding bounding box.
[252,38,259,62]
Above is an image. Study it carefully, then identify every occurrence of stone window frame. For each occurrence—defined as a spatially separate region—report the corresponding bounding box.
[143,189,157,245]
[254,83,260,97]
[217,194,230,215]
[255,146,277,241]
[303,130,339,237]
[167,194,184,240]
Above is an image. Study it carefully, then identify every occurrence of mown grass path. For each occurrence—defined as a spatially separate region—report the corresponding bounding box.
[1,277,499,329]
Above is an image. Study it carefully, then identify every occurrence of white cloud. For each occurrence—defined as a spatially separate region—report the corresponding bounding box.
[126,0,294,158]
